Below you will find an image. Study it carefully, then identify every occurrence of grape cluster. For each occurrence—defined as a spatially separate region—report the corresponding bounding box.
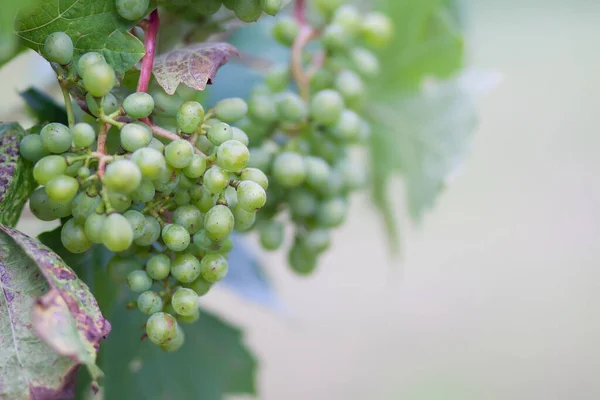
[158,0,282,22]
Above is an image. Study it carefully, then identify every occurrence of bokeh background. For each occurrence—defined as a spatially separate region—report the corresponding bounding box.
[1,0,599,399]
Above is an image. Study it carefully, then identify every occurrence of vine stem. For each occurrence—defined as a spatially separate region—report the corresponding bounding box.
[58,80,75,128]
[96,123,109,179]
[137,9,160,93]
[294,0,306,25]
[140,118,207,157]
[291,0,318,101]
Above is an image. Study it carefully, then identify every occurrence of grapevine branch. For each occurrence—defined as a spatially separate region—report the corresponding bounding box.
[291,0,319,100]
[96,123,110,178]
[137,9,160,93]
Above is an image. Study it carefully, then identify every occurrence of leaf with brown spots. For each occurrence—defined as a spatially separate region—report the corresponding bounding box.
[153,42,239,95]
[0,225,110,399]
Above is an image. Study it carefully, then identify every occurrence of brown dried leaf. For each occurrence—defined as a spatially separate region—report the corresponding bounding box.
[153,42,239,95]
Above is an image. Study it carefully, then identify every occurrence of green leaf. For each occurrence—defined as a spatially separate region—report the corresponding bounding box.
[14,0,148,75]
[0,123,36,227]
[153,42,239,95]
[20,87,68,125]
[0,225,110,399]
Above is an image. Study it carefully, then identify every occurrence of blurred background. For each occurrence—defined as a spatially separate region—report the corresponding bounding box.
[2,0,600,399]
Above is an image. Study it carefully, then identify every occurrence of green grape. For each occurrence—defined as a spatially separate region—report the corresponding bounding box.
[214,98,248,123]
[216,140,249,172]
[182,154,207,179]
[192,229,222,252]
[186,276,212,297]
[124,210,147,240]
[127,270,153,293]
[146,312,178,346]
[203,166,230,194]
[310,90,345,126]
[192,0,222,15]
[176,101,205,134]
[84,213,106,243]
[191,187,216,213]
[322,24,351,52]
[288,243,318,275]
[248,94,278,123]
[154,163,177,185]
[313,0,344,15]
[231,127,249,146]
[154,171,180,194]
[134,215,161,246]
[175,190,191,206]
[361,12,394,48]
[71,192,101,223]
[272,16,298,47]
[224,186,238,209]
[277,92,307,123]
[173,205,203,234]
[247,147,272,171]
[177,308,200,324]
[195,135,214,154]
[160,324,184,352]
[260,0,281,15]
[171,253,201,283]
[116,0,150,21]
[239,168,269,190]
[61,218,91,254]
[131,147,166,180]
[43,32,73,65]
[107,255,141,283]
[83,62,115,97]
[236,180,266,211]
[107,191,133,212]
[40,123,72,154]
[132,180,156,202]
[334,70,364,105]
[350,47,380,79]
[288,188,318,218]
[148,137,166,153]
[104,159,142,194]
[301,228,332,253]
[20,134,49,162]
[233,205,256,232]
[102,213,134,252]
[77,52,105,78]
[178,174,194,190]
[332,5,361,35]
[123,92,155,119]
[207,122,233,146]
[223,0,235,9]
[331,109,362,142]
[29,187,71,221]
[337,159,366,191]
[204,205,234,241]
[137,291,164,314]
[236,118,269,143]
[71,123,96,148]
[258,220,284,250]
[165,139,193,169]
[233,0,262,23]
[272,152,306,187]
[304,156,331,191]
[200,253,228,283]
[86,92,119,117]
[77,166,91,179]
[33,155,67,185]
[120,122,152,152]
[152,90,184,117]
[265,65,290,92]
[316,197,348,227]
[171,288,199,316]
[146,254,171,280]
[162,224,191,252]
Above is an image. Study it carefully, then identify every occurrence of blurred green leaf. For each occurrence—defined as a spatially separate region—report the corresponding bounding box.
[20,87,68,125]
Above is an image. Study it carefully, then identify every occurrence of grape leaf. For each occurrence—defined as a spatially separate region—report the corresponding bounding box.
[14,0,149,75]
[153,42,239,95]
[20,87,68,125]
[0,225,110,399]
[0,123,36,228]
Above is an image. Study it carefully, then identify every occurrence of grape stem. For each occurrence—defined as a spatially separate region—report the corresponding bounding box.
[140,118,207,157]
[292,0,318,101]
[96,123,110,179]
[137,9,160,93]
[58,78,75,128]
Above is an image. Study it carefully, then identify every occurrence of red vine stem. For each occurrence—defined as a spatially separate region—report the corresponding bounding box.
[291,0,318,100]
[97,123,110,178]
[137,9,160,93]
[294,0,306,25]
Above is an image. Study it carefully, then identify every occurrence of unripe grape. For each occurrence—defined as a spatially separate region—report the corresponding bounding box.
[45,175,78,203]
[301,228,332,254]
[204,205,234,241]
[231,127,249,146]
[239,168,268,190]
[337,159,367,191]
[288,188,318,218]
[116,0,150,21]
[248,147,272,171]
[272,16,298,46]
[186,277,212,297]
[350,47,380,79]
[161,224,191,252]
[33,155,67,185]
[127,270,153,293]
[177,309,200,324]
[191,187,216,213]
[107,191,132,212]
[107,255,141,283]
[40,123,72,154]
[171,288,199,316]
[192,229,222,252]
[123,210,147,239]
[233,0,262,22]
[304,156,331,190]
[289,243,318,275]
[182,154,207,179]
[265,65,290,92]
[260,0,282,16]
[120,122,152,152]
[316,197,348,227]
[84,213,106,243]
[104,159,142,194]
[102,213,134,252]
[313,0,344,15]
[331,109,362,142]
[146,312,178,346]
[248,94,278,123]
[61,218,91,254]
[259,220,284,251]
[200,253,228,283]
[165,139,194,169]
[20,134,48,162]
[134,215,161,246]
[29,187,71,221]
[86,92,119,117]
[207,122,233,146]
[236,180,266,212]
[310,90,344,126]
[146,254,171,280]
[173,205,203,234]
[334,70,364,104]
[132,180,156,202]
[322,24,351,52]
[175,190,191,206]
[152,90,184,117]
[131,147,166,180]
[77,52,105,78]
[214,98,248,123]
[332,5,361,35]
[148,137,165,153]
[171,253,201,283]
[83,62,115,97]
[310,68,334,92]
[176,101,205,133]
[160,324,184,352]
[216,140,249,172]
[233,205,256,232]
[72,192,101,223]
[272,152,306,187]
[138,291,163,314]
[362,12,394,48]
[43,32,73,65]
[277,92,307,123]
[71,123,96,148]
[123,92,155,119]
[203,166,230,194]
